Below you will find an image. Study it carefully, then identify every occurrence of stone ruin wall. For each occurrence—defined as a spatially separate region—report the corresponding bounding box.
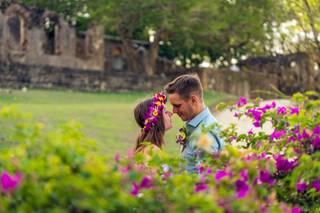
[0,4,104,71]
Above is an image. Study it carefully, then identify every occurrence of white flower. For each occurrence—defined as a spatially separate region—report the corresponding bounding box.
[161,164,169,173]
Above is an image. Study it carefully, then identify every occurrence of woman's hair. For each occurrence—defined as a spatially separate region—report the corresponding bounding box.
[134,98,165,151]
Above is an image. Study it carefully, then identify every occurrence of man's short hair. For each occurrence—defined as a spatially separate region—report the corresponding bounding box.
[164,74,203,100]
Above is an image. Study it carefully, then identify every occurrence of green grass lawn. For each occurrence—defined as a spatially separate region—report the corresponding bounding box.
[0,88,234,156]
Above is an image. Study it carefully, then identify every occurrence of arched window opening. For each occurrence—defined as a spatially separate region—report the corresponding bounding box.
[43,17,59,55]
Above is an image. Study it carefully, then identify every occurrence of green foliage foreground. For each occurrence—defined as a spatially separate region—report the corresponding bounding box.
[0,92,319,212]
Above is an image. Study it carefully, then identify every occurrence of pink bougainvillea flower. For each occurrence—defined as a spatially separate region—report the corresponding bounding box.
[119,166,130,174]
[288,136,297,143]
[277,106,287,115]
[194,182,208,192]
[130,182,140,196]
[253,120,261,128]
[258,170,275,186]
[274,155,298,174]
[291,207,302,213]
[290,107,300,115]
[270,129,286,141]
[248,129,254,135]
[196,163,206,174]
[233,112,241,118]
[235,179,249,198]
[140,176,153,189]
[311,136,320,150]
[206,168,212,175]
[311,179,320,192]
[0,171,23,194]
[240,169,248,182]
[114,152,121,162]
[161,172,172,181]
[236,97,247,107]
[296,181,308,192]
[215,169,229,181]
[301,129,311,139]
[260,102,276,112]
[313,125,320,135]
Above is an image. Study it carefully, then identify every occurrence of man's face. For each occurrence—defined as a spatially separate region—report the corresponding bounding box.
[169,93,194,121]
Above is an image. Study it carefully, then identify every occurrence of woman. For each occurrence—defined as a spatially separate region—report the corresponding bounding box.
[134,92,172,153]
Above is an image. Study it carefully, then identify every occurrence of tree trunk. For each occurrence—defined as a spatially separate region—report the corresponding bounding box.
[118,26,143,73]
[122,39,143,73]
[142,31,161,76]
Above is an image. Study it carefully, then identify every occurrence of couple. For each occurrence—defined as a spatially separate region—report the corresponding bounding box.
[134,74,224,173]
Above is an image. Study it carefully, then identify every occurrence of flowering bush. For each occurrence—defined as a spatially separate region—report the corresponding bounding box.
[0,92,318,212]
[219,92,320,212]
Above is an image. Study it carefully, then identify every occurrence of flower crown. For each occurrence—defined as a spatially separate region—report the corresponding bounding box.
[143,92,167,131]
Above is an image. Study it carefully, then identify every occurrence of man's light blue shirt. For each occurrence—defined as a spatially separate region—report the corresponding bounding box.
[181,107,224,173]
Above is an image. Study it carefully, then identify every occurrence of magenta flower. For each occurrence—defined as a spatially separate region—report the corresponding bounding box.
[246,108,263,128]
[215,169,229,181]
[234,112,241,118]
[194,182,208,192]
[130,182,140,196]
[313,125,320,135]
[0,171,23,194]
[206,168,212,175]
[161,172,172,181]
[240,169,248,181]
[258,170,275,185]
[253,120,261,128]
[236,97,247,107]
[277,106,287,115]
[312,179,320,192]
[197,164,206,174]
[296,181,308,192]
[119,166,130,174]
[140,176,153,189]
[311,137,320,150]
[288,136,297,143]
[114,153,121,162]
[235,179,249,198]
[248,129,254,135]
[270,129,286,141]
[290,107,300,115]
[291,207,302,213]
[274,155,298,173]
[260,102,276,112]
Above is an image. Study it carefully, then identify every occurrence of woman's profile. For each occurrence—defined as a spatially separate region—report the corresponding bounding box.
[133,92,172,154]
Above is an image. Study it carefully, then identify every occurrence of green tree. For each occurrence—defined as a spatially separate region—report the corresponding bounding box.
[282,0,320,52]
[89,0,283,70]
[88,0,198,75]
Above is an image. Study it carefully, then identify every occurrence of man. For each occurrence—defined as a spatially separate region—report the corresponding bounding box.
[164,74,224,173]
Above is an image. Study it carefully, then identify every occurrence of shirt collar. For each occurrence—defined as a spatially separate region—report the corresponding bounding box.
[186,107,210,128]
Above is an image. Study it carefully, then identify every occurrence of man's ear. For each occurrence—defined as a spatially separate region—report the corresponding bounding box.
[190,95,199,104]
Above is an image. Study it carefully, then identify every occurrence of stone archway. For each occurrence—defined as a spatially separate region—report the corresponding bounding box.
[4,4,28,53]
[41,11,60,55]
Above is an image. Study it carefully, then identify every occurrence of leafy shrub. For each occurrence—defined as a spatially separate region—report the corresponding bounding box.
[0,92,319,212]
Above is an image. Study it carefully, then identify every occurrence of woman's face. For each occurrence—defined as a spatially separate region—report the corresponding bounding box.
[163,109,173,131]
